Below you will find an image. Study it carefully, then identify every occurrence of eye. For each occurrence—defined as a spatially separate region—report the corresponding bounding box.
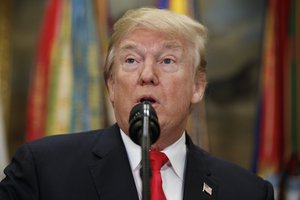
[125,58,137,64]
[162,58,174,64]
[159,57,179,73]
[122,56,141,72]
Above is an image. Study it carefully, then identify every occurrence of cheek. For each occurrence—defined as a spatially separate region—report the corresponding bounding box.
[110,71,137,102]
[116,76,134,93]
[165,78,194,106]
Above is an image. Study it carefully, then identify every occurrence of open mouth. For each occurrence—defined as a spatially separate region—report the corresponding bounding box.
[139,96,157,104]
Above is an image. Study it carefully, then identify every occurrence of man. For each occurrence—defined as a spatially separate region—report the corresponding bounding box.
[0,8,274,200]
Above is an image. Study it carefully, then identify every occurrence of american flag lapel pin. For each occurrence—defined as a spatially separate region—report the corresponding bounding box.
[202,182,213,196]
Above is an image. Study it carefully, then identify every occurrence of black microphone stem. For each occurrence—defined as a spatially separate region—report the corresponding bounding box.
[129,101,160,200]
[141,103,150,200]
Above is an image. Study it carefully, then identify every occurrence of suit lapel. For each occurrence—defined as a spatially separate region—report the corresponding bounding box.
[183,135,218,200]
[89,124,139,200]
[88,126,219,200]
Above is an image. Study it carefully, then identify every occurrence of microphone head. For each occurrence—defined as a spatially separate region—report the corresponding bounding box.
[128,101,160,146]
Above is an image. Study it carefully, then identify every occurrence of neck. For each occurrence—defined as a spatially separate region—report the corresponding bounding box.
[150,131,184,151]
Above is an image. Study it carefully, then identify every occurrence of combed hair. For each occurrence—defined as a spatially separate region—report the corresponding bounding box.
[104,7,208,85]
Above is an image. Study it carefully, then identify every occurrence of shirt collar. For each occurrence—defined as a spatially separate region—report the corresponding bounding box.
[120,130,141,171]
[120,129,187,180]
[162,133,186,180]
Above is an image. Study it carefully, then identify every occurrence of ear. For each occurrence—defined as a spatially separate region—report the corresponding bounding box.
[107,75,115,106]
[191,72,206,104]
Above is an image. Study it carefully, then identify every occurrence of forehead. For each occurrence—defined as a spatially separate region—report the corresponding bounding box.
[117,28,187,52]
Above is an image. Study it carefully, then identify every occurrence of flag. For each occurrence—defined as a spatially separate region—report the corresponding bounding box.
[69,0,105,132]
[26,0,61,140]
[26,0,108,140]
[202,182,213,196]
[277,0,300,199]
[156,0,192,15]
[94,0,112,125]
[45,0,72,134]
[253,0,300,198]
[254,0,286,178]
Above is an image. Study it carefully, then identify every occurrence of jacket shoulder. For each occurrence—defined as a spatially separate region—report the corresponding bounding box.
[25,124,120,161]
[190,145,274,200]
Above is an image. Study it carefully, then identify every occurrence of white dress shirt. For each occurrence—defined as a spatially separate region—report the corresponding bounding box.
[120,130,187,200]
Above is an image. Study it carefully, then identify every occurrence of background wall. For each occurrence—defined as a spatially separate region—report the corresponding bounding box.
[201,0,265,168]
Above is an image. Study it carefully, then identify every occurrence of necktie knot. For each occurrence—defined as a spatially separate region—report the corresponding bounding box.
[150,151,169,171]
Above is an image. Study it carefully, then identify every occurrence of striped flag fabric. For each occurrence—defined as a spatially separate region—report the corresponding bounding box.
[68,0,106,132]
[45,0,72,134]
[156,0,192,15]
[26,0,108,140]
[26,0,61,140]
[94,0,113,125]
[253,0,300,198]
[255,0,285,178]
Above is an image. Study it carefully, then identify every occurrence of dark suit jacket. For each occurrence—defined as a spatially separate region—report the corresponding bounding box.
[0,124,274,200]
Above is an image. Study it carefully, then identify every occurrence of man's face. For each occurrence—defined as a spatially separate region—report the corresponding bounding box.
[108,28,205,148]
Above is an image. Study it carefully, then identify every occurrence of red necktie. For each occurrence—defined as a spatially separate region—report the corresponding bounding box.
[150,151,169,200]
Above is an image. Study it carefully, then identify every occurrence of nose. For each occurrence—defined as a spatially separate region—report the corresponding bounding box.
[138,59,159,85]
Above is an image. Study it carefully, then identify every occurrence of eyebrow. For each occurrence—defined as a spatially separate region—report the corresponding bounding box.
[119,41,138,51]
[162,41,183,50]
[118,40,184,53]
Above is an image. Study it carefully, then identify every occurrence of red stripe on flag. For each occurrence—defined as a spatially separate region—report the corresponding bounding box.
[26,0,61,141]
[258,0,290,174]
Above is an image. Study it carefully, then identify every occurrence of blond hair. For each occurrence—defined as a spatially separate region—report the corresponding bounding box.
[104,7,208,85]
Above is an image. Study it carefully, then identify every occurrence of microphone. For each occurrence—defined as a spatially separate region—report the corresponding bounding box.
[129,101,160,146]
[129,101,160,200]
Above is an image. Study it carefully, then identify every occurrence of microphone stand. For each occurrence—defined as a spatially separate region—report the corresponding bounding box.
[129,101,159,200]
[141,103,151,200]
